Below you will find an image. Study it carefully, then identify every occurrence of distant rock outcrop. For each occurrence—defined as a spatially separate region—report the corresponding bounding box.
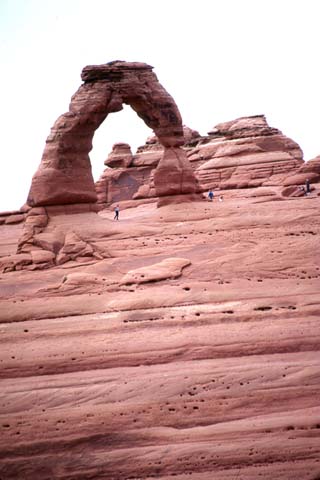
[95,115,310,206]
[96,126,201,207]
[104,142,133,169]
[192,115,304,190]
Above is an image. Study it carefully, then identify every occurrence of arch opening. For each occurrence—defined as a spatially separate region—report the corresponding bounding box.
[90,104,152,181]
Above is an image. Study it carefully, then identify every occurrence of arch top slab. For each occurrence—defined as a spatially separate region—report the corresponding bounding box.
[27,61,198,207]
[80,61,185,148]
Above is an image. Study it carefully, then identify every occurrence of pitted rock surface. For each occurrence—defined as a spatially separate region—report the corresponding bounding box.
[121,257,191,285]
[0,190,320,478]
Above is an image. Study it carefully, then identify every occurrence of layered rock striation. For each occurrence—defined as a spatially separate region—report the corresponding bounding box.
[1,192,320,479]
[96,127,201,207]
[96,115,320,207]
[192,115,304,190]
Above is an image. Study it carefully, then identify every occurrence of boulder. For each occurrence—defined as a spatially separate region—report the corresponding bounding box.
[104,143,133,168]
[30,250,56,265]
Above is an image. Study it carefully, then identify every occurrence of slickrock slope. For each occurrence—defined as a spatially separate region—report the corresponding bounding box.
[1,187,320,479]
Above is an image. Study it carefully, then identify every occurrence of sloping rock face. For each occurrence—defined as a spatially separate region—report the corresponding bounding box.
[0,204,105,272]
[27,61,199,207]
[282,154,320,188]
[299,155,320,175]
[0,190,320,479]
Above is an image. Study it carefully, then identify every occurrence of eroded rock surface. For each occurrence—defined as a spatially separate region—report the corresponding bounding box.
[27,61,199,208]
[95,126,202,208]
[96,115,320,207]
[121,257,191,285]
[104,142,133,169]
[0,188,319,479]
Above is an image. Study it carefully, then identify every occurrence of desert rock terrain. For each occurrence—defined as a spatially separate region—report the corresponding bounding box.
[1,187,320,479]
[1,60,320,480]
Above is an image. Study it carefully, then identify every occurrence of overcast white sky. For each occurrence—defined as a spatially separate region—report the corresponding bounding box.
[0,0,319,211]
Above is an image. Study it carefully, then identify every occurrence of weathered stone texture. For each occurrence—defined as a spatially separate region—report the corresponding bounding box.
[0,193,319,478]
[27,61,198,207]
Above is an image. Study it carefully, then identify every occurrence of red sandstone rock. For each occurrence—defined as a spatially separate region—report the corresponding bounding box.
[30,249,55,265]
[96,125,203,207]
[0,252,32,272]
[192,116,304,191]
[132,140,163,168]
[281,185,306,197]
[4,214,25,224]
[27,61,198,208]
[282,172,319,187]
[0,194,319,479]
[0,211,25,225]
[154,147,200,198]
[282,155,320,186]
[104,142,133,168]
[33,230,65,254]
[96,166,155,206]
[121,257,191,285]
[300,155,320,174]
[208,114,280,138]
[95,115,305,207]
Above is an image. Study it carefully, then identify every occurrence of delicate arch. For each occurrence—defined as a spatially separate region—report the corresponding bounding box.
[27,61,198,206]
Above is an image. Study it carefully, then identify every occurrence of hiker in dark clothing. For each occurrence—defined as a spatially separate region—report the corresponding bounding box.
[305,178,311,194]
[208,190,214,201]
[114,205,120,220]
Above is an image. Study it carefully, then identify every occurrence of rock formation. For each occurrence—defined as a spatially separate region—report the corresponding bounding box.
[95,115,314,207]
[14,62,201,270]
[95,126,200,207]
[192,115,305,191]
[104,142,133,169]
[282,154,320,188]
[27,61,199,207]
[1,60,320,479]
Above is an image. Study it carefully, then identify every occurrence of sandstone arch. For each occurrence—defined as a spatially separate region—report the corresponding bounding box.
[27,61,199,207]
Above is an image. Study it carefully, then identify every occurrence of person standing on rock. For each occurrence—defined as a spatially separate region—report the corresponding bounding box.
[208,190,214,201]
[305,178,311,195]
[114,205,120,220]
